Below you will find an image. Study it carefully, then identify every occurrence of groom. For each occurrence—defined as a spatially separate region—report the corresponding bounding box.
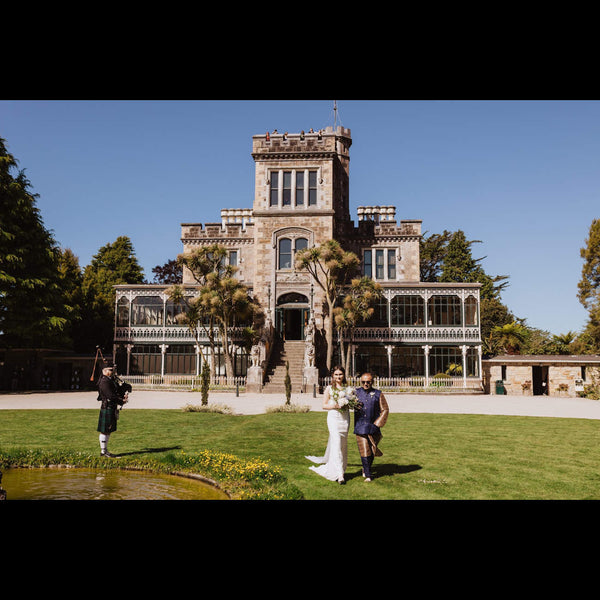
[354,373,389,482]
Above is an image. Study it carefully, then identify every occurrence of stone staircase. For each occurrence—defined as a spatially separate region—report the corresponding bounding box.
[262,339,305,394]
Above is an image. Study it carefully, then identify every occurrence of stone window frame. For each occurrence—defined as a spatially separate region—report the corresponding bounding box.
[273,227,313,271]
[268,168,321,209]
[362,246,400,281]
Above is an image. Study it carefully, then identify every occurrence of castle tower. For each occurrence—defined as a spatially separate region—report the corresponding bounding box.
[251,126,353,338]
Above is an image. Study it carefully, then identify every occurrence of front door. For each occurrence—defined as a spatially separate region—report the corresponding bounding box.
[275,307,309,340]
[275,293,310,341]
[532,366,549,395]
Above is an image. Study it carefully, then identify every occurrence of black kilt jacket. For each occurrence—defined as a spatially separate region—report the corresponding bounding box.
[97,375,126,434]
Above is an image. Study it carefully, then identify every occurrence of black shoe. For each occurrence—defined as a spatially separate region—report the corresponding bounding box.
[101,450,117,458]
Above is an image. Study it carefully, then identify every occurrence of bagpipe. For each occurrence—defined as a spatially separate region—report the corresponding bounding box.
[91,346,132,400]
[114,374,133,399]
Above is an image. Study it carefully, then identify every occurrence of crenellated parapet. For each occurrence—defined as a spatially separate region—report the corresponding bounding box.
[181,208,255,241]
[356,206,421,237]
[252,126,352,160]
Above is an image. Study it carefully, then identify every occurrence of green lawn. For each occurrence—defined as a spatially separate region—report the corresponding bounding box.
[2,408,600,499]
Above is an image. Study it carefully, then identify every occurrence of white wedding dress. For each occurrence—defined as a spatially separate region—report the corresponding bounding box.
[306,386,350,481]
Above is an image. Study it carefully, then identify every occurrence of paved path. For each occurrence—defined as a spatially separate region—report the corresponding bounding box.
[2,390,600,420]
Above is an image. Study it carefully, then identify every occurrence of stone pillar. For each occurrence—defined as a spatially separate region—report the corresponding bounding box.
[246,366,264,393]
[246,342,264,393]
[303,320,319,392]
[303,365,319,392]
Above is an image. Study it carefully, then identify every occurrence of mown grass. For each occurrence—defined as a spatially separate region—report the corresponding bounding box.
[2,408,600,499]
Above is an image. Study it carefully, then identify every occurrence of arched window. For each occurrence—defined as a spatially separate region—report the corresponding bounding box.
[278,238,292,269]
[295,237,308,253]
[465,295,478,326]
[116,296,130,327]
[165,297,194,325]
[427,295,461,326]
[391,295,424,326]
[131,296,164,326]
[277,292,309,306]
[278,237,309,270]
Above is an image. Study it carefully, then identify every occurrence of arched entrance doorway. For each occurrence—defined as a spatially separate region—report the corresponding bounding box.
[276,293,309,340]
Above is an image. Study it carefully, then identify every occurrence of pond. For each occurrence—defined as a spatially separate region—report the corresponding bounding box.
[0,468,229,500]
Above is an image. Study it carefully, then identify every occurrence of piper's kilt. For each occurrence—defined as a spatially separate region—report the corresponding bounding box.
[97,407,119,434]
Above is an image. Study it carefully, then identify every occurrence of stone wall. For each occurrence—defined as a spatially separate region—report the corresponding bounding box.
[180,220,255,287]
[485,362,595,397]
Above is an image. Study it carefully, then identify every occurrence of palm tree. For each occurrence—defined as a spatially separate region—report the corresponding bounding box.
[197,271,260,382]
[333,277,382,374]
[492,321,528,354]
[172,243,262,381]
[296,240,360,371]
[551,331,576,354]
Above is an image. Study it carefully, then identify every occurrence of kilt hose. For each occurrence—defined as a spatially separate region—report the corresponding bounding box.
[97,406,119,434]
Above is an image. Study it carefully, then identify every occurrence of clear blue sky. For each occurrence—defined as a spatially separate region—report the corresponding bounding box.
[1,99,598,336]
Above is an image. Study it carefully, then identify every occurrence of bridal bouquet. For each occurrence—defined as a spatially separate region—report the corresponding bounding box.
[332,386,362,411]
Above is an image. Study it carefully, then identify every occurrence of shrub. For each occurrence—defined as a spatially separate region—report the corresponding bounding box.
[265,403,311,414]
[200,361,210,405]
[580,385,600,400]
[181,403,234,414]
[285,361,292,405]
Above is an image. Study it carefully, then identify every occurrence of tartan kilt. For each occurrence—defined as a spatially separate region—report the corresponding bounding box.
[97,407,119,434]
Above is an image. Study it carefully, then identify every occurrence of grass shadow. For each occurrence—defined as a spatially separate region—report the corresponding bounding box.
[345,462,422,481]
[115,445,182,457]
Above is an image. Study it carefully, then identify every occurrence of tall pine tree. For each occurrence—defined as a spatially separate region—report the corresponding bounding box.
[57,248,85,351]
[424,229,512,354]
[577,218,600,352]
[0,138,70,348]
[439,230,508,301]
[80,236,145,352]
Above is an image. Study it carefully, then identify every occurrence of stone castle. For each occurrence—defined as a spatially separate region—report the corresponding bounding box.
[114,126,483,392]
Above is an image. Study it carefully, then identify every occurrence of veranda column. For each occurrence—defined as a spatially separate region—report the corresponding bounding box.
[461,345,468,388]
[113,296,118,368]
[126,344,133,376]
[461,290,466,339]
[160,344,168,377]
[161,294,167,347]
[386,345,393,379]
[422,345,431,385]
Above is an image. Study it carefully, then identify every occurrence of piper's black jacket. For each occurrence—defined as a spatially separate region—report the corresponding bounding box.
[98,374,127,409]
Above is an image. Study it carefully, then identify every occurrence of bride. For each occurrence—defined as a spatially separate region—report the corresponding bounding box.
[306,366,351,485]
